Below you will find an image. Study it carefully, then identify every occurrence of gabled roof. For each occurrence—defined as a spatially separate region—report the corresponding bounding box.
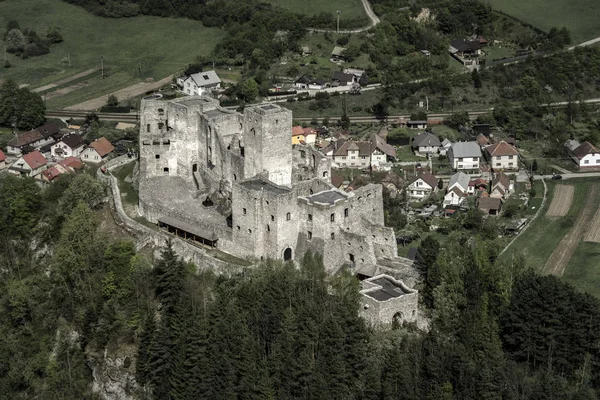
[295,74,312,84]
[441,138,452,147]
[493,172,510,189]
[448,172,469,191]
[22,151,47,169]
[88,137,114,157]
[447,186,466,197]
[332,71,354,82]
[59,156,83,170]
[59,134,84,150]
[331,173,344,188]
[333,140,373,157]
[331,46,346,57]
[0,149,5,162]
[451,142,481,158]
[42,165,64,181]
[408,173,438,189]
[371,134,396,158]
[312,78,328,85]
[35,122,60,139]
[292,126,304,136]
[449,39,483,53]
[486,140,519,157]
[412,131,441,148]
[188,70,221,87]
[303,127,316,137]
[478,197,502,211]
[572,141,600,159]
[476,133,490,147]
[7,130,44,148]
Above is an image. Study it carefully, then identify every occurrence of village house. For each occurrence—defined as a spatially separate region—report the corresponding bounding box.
[411,131,441,156]
[448,142,482,172]
[8,150,47,177]
[40,157,83,182]
[485,140,519,171]
[179,70,221,96]
[295,75,328,90]
[330,46,346,63]
[490,173,511,199]
[441,138,452,155]
[51,134,85,159]
[407,120,428,129]
[329,136,396,169]
[407,173,439,200]
[478,196,502,216]
[331,71,356,86]
[448,39,485,65]
[469,177,488,193]
[443,172,470,206]
[568,141,600,170]
[6,122,61,155]
[0,149,6,170]
[294,74,312,90]
[80,137,115,164]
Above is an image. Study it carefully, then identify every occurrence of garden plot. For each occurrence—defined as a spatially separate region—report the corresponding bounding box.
[546,185,574,217]
[584,208,600,243]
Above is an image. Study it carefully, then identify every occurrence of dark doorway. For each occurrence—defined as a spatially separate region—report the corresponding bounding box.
[283,248,292,261]
[192,164,198,172]
[392,312,404,330]
[202,197,214,207]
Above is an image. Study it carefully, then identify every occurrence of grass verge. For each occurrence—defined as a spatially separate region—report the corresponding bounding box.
[562,242,600,298]
[265,0,367,21]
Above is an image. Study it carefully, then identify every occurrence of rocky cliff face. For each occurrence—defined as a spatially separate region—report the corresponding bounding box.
[89,347,139,400]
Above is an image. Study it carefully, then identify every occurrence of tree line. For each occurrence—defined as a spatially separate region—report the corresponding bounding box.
[2,171,600,398]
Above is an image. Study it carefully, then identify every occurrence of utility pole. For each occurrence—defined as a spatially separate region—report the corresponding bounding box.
[336,10,340,33]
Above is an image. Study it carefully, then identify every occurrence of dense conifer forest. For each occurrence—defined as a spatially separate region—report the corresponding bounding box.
[1,173,600,398]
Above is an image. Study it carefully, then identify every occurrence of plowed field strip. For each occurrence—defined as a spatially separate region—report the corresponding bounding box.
[584,207,600,243]
[543,185,598,276]
[546,185,574,217]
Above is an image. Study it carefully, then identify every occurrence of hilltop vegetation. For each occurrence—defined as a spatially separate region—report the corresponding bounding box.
[2,172,600,398]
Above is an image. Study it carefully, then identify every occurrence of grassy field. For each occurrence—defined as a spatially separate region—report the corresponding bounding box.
[266,0,366,20]
[502,178,600,296]
[0,0,225,109]
[489,0,600,44]
[562,242,600,298]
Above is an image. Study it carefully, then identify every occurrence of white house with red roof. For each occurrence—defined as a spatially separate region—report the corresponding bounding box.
[485,140,519,171]
[80,137,115,164]
[8,150,48,177]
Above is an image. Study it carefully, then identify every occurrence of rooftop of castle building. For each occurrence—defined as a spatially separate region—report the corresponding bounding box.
[362,275,414,301]
[305,189,348,205]
[239,177,290,194]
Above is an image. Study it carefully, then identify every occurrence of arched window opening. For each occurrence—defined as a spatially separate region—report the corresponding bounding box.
[283,248,292,261]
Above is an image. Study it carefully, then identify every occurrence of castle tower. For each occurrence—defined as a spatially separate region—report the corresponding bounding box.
[242,104,292,186]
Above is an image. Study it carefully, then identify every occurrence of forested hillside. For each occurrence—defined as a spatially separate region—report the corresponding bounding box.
[2,173,600,399]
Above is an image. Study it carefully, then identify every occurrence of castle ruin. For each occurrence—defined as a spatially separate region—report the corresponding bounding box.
[138,95,416,279]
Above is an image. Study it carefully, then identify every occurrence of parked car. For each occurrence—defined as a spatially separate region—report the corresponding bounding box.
[552,174,563,180]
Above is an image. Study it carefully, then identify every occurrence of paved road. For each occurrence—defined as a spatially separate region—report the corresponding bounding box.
[568,36,600,50]
[533,173,600,180]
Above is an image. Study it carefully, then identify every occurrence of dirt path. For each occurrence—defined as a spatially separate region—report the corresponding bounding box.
[309,0,380,33]
[33,68,98,93]
[542,184,598,276]
[65,75,174,111]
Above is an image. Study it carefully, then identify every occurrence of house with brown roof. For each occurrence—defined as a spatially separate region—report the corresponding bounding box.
[6,122,61,155]
[478,196,502,216]
[569,141,600,170]
[0,149,6,170]
[51,134,85,158]
[490,172,511,199]
[407,173,439,200]
[8,150,48,177]
[485,140,519,171]
[80,137,115,164]
[476,133,490,148]
[59,156,84,171]
[330,136,396,169]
